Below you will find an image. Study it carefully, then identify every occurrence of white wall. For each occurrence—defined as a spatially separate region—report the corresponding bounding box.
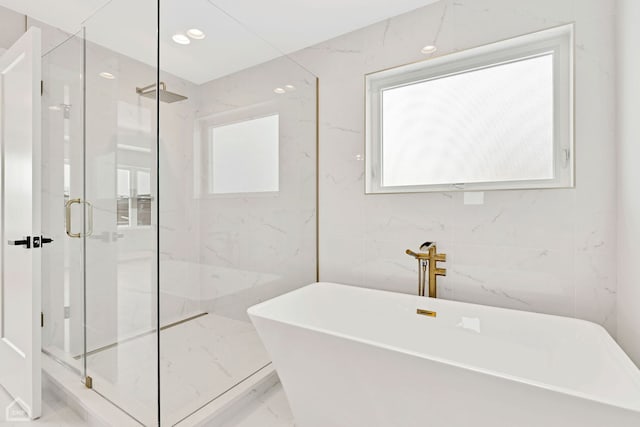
[616,0,640,366]
[293,0,618,332]
[0,5,23,50]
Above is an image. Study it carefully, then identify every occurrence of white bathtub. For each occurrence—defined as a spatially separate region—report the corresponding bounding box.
[248,282,640,427]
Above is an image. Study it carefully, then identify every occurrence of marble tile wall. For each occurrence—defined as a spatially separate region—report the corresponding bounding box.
[156,71,203,325]
[3,0,624,354]
[195,57,317,322]
[291,0,618,333]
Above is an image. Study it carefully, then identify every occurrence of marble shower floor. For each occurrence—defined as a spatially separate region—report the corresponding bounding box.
[83,313,272,425]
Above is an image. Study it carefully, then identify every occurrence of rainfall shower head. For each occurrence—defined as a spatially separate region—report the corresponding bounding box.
[136,82,188,103]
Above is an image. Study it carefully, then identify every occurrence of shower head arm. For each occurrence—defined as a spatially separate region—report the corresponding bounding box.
[136,81,166,95]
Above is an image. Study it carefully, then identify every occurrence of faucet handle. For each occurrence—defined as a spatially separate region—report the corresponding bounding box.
[434,253,446,262]
[435,267,447,276]
[420,241,435,251]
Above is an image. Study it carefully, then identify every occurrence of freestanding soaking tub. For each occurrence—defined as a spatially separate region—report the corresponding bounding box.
[248,282,640,427]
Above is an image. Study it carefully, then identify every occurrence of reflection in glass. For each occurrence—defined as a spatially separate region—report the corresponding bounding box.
[117,168,130,226]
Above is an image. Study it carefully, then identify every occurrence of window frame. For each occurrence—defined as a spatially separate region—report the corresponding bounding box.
[365,24,574,194]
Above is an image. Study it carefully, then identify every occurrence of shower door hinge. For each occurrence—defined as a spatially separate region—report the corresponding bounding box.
[40,80,43,96]
[40,312,44,328]
[85,376,93,389]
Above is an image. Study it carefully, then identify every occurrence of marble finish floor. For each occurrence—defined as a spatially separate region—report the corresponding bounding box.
[0,379,296,427]
[210,382,296,427]
[84,313,271,425]
[0,383,86,426]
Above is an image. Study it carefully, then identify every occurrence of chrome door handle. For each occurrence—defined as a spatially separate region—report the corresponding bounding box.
[65,198,93,238]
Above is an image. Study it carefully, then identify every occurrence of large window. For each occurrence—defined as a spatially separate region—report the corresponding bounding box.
[365,24,574,193]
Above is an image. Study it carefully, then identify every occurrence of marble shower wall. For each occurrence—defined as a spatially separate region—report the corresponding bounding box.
[82,42,203,336]
[34,10,317,352]
[195,58,317,322]
[292,0,617,333]
[156,71,202,325]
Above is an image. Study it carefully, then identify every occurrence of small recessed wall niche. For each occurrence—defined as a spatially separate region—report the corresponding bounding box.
[365,24,574,194]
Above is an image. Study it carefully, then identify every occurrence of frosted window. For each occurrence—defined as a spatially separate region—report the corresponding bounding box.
[209,115,279,194]
[382,54,553,187]
[365,24,573,193]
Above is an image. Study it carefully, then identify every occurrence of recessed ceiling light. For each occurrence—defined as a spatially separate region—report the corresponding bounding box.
[99,71,116,80]
[274,87,286,94]
[186,28,206,40]
[172,33,191,45]
[284,84,296,92]
[421,45,437,54]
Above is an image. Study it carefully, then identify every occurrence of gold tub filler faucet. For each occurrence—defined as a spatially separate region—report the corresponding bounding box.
[406,242,447,298]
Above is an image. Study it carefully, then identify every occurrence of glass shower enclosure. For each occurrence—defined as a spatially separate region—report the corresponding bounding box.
[40,0,317,425]
[41,0,160,423]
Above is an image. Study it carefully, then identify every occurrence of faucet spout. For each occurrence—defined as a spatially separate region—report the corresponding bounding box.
[405,249,431,260]
[406,249,423,259]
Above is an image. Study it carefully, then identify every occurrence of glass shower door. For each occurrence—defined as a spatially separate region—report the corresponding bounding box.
[41,2,160,424]
[80,0,159,424]
[41,30,86,370]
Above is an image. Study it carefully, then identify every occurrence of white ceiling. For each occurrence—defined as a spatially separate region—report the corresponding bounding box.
[0,0,439,84]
